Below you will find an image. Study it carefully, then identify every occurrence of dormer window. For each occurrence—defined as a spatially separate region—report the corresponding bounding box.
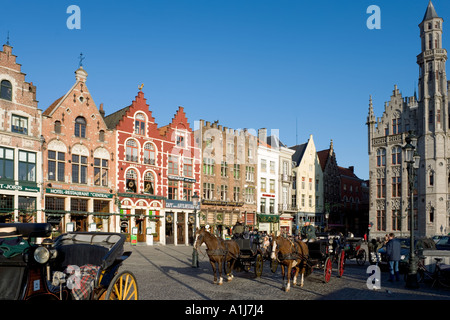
[134,113,146,135]
[0,80,12,101]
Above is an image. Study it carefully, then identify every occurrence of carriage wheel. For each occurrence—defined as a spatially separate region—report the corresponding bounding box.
[356,249,366,266]
[337,251,345,277]
[270,259,278,273]
[255,253,263,277]
[105,271,139,300]
[324,257,332,283]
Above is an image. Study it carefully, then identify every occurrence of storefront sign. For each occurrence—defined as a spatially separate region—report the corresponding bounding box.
[167,175,196,183]
[201,200,244,207]
[165,199,200,210]
[47,188,113,198]
[0,183,39,192]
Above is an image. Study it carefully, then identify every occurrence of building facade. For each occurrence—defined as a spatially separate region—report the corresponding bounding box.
[367,1,449,239]
[196,120,258,238]
[290,135,324,232]
[42,67,117,234]
[0,44,43,224]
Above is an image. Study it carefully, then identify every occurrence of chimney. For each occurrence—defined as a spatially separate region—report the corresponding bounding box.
[99,103,105,118]
[258,128,267,143]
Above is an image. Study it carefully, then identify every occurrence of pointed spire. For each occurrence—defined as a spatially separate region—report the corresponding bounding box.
[422,1,439,22]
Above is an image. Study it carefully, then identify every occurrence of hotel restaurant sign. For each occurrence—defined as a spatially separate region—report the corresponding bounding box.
[46,188,113,198]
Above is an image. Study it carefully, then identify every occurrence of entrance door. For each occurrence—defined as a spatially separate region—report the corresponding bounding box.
[135,210,146,243]
[72,215,88,231]
[166,213,174,244]
[177,212,185,245]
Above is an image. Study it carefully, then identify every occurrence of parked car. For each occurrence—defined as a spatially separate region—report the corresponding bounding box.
[436,236,450,250]
[374,237,436,272]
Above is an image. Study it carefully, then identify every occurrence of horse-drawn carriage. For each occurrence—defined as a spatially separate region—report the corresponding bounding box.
[306,234,345,283]
[227,237,264,277]
[0,223,138,300]
[343,237,366,266]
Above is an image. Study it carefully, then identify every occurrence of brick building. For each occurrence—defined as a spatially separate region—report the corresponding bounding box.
[42,66,117,233]
[195,120,258,238]
[0,44,43,223]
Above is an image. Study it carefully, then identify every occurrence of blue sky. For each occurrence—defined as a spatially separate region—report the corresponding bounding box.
[1,0,449,180]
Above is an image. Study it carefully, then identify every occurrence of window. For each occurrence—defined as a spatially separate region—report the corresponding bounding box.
[233,164,240,179]
[143,143,156,165]
[203,158,214,175]
[260,178,266,192]
[54,121,61,134]
[11,115,28,135]
[74,116,86,138]
[126,140,138,162]
[392,210,402,231]
[269,179,275,193]
[126,169,137,193]
[270,161,275,174]
[134,113,146,135]
[99,130,105,142]
[94,158,108,186]
[233,187,240,202]
[18,151,36,182]
[48,150,65,181]
[376,210,386,231]
[72,154,87,184]
[377,149,386,167]
[183,182,192,201]
[203,182,214,200]
[261,159,267,172]
[176,132,186,148]
[392,146,402,165]
[245,166,254,182]
[168,155,178,175]
[245,188,254,204]
[269,199,275,213]
[377,178,386,198]
[392,177,401,197]
[0,147,14,180]
[260,198,266,213]
[45,197,65,212]
[220,185,228,201]
[144,172,155,194]
[392,118,401,135]
[71,198,88,212]
[168,181,178,200]
[0,80,12,101]
[221,161,228,177]
[183,158,193,177]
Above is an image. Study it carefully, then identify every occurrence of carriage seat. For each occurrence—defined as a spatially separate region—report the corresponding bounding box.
[0,227,20,239]
[54,243,108,270]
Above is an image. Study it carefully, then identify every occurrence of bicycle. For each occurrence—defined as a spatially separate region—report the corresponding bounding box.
[404,257,450,289]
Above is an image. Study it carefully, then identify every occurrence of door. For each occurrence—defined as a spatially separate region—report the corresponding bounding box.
[135,210,146,243]
[177,212,185,245]
[166,212,174,244]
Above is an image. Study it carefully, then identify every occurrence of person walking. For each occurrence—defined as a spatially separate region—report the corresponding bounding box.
[386,233,401,282]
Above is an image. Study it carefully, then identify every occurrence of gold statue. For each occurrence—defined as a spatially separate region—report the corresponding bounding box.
[139,83,144,91]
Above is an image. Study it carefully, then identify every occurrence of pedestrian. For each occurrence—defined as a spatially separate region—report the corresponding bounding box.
[386,233,401,282]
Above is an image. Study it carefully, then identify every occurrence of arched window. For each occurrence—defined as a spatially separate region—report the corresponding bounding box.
[126,169,137,193]
[143,142,156,165]
[54,120,61,134]
[0,80,12,101]
[99,130,105,142]
[143,172,155,194]
[74,116,86,138]
[126,140,138,162]
[377,148,386,167]
[135,113,146,135]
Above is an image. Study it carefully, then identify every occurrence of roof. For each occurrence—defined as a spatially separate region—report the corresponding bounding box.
[43,96,64,116]
[317,149,330,171]
[103,105,130,129]
[423,1,439,22]
[289,143,307,167]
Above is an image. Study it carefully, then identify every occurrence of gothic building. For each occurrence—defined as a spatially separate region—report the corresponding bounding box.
[367,1,449,239]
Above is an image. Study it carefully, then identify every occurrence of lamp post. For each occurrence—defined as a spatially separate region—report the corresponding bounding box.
[191,192,200,268]
[403,132,420,289]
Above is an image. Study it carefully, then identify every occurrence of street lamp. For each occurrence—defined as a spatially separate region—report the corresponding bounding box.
[191,192,200,268]
[403,131,420,289]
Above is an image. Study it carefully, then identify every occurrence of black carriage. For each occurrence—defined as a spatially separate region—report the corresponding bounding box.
[306,234,345,283]
[228,237,264,277]
[0,223,138,300]
[343,237,366,266]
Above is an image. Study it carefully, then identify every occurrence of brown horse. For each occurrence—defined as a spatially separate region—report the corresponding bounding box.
[194,227,239,285]
[271,235,309,292]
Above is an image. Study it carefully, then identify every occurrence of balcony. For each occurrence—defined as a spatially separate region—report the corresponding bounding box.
[278,203,296,212]
[280,174,294,183]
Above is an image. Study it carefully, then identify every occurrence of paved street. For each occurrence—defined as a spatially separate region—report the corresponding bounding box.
[122,243,450,301]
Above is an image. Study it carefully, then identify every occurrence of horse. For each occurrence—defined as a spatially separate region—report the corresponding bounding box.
[194,227,239,285]
[271,235,309,292]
